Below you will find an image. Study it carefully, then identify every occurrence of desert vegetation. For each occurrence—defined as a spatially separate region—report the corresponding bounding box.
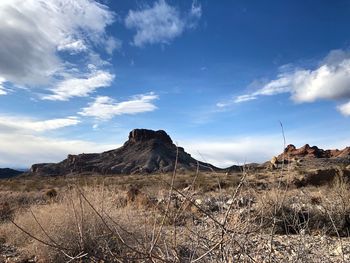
[1,164,350,262]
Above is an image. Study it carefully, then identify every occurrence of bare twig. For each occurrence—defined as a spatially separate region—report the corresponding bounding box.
[149,146,179,255]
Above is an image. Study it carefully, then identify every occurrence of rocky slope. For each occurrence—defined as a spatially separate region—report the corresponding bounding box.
[265,144,350,171]
[29,129,221,176]
[278,144,350,159]
[0,168,23,179]
[262,144,350,187]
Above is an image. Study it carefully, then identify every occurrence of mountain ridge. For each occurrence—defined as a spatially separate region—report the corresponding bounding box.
[5,132,350,178]
[0,168,23,178]
[28,129,223,176]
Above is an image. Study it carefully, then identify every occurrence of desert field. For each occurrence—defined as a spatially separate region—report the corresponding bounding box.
[1,165,350,262]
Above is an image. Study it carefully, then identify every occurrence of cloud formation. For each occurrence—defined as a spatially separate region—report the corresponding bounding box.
[0,77,7,95]
[337,101,350,116]
[0,0,117,92]
[42,69,115,101]
[79,93,158,120]
[125,0,201,47]
[222,50,350,115]
[0,113,118,168]
[0,133,117,168]
[0,116,80,132]
[182,136,283,167]
[182,129,350,168]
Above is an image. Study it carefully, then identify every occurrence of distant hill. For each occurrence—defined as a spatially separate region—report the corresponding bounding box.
[28,129,222,176]
[0,168,23,179]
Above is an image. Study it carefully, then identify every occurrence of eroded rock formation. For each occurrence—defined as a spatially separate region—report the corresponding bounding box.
[29,129,220,176]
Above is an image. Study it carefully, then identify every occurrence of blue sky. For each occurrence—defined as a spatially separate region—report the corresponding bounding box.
[1,0,350,168]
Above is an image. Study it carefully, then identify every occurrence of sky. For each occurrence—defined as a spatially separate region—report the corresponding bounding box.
[1,0,350,168]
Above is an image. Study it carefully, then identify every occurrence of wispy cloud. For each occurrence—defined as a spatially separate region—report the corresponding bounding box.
[42,69,115,101]
[125,0,201,47]
[0,77,7,95]
[105,37,122,55]
[57,40,88,54]
[221,49,350,116]
[234,94,257,103]
[182,135,283,167]
[0,133,117,168]
[79,93,159,120]
[0,0,118,94]
[0,115,80,133]
[337,101,350,116]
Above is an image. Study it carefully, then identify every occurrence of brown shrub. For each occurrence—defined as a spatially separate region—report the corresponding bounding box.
[126,185,141,202]
[0,187,156,262]
[0,202,13,222]
[45,188,58,199]
[126,185,153,208]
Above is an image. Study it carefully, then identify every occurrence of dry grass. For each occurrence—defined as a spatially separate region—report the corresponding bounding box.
[1,169,350,262]
[1,185,159,262]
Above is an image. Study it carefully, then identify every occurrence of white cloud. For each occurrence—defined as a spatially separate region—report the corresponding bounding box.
[125,0,201,47]
[182,131,350,168]
[188,0,202,28]
[234,94,258,103]
[226,49,350,116]
[105,37,122,55]
[337,101,350,116]
[79,93,158,120]
[0,116,80,132]
[0,77,7,95]
[0,0,117,88]
[57,39,88,53]
[0,133,117,168]
[42,70,115,101]
[0,113,115,168]
[216,94,257,108]
[190,0,202,18]
[182,136,284,168]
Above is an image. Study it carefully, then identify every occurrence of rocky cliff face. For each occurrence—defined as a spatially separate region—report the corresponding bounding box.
[29,129,220,176]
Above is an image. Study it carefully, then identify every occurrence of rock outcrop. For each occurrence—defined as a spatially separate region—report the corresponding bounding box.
[29,129,221,176]
[278,144,350,160]
[269,144,350,186]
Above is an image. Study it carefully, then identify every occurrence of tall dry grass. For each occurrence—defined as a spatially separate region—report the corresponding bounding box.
[2,153,350,262]
[0,165,257,262]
